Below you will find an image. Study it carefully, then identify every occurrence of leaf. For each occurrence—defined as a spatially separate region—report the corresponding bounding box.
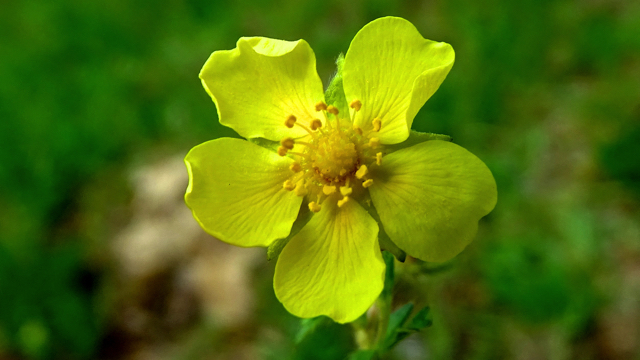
[347,349,377,360]
[407,306,432,330]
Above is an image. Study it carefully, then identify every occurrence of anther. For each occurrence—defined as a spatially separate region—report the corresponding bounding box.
[339,169,347,176]
[340,186,353,196]
[326,105,339,115]
[315,101,327,111]
[323,185,336,195]
[285,115,297,128]
[277,146,288,156]
[310,119,323,130]
[283,179,296,191]
[369,137,380,148]
[372,118,382,132]
[309,201,322,213]
[290,162,302,172]
[280,137,295,150]
[362,179,374,188]
[376,152,383,166]
[356,165,368,179]
[353,125,363,136]
[337,196,350,208]
[350,100,362,111]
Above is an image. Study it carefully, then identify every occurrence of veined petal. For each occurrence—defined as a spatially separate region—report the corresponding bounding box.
[343,17,455,144]
[369,140,497,262]
[274,198,385,323]
[200,37,326,141]
[185,138,303,247]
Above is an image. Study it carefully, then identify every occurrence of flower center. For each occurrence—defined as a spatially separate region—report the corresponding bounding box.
[278,101,383,212]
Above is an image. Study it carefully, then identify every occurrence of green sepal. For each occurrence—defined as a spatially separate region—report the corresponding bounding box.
[267,204,312,261]
[248,137,280,153]
[324,53,349,119]
[295,316,331,344]
[366,201,406,262]
[383,130,452,155]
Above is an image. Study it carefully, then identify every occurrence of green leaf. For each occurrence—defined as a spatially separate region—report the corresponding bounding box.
[383,303,413,350]
[324,53,349,118]
[347,349,377,360]
[407,306,432,330]
[267,205,313,261]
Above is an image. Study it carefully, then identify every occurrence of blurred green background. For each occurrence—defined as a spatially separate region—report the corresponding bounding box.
[1,0,640,359]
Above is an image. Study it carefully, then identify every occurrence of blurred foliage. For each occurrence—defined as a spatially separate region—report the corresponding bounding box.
[1,0,639,359]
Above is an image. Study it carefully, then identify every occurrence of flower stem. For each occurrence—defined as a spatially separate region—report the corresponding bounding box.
[374,251,395,354]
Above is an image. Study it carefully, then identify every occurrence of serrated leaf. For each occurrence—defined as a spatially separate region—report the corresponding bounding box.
[385,303,413,340]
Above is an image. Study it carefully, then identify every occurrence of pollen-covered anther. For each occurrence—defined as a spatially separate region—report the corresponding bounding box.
[308,201,322,212]
[323,185,337,195]
[280,137,295,150]
[337,196,350,208]
[356,164,368,179]
[368,137,380,148]
[372,118,382,132]
[277,146,288,156]
[310,119,323,130]
[290,162,302,172]
[362,179,374,188]
[283,179,296,191]
[285,115,297,128]
[315,101,328,111]
[340,186,353,196]
[376,152,383,166]
[349,100,362,111]
[326,105,339,115]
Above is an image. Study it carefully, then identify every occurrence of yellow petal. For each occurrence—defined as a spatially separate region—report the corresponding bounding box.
[274,198,385,323]
[368,140,497,262]
[200,37,326,141]
[185,138,303,247]
[343,17,455,144]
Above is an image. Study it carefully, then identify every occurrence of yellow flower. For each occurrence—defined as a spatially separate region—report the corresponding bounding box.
[185,17,497,323]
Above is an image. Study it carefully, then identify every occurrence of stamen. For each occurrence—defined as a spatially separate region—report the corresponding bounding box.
[326,105,339,115]
[294,180,308,196]
[340,186,352,196]
[310,119,323,130]
[368,137,380,148]
[353,125,363,136]
[356,165,368,179]
[323,185,336,195]
[285,115,297,128]
[337,196,350,208]
[277,146,288,156]
[290,162,302,172]
[280,137,295,150]
[376,152,383,166]
[372,118,382,132]
[362,179,374,188]
[349,100,362,111]
[315,101,327,111]
[309,201,322,212]
[283,179,296,191]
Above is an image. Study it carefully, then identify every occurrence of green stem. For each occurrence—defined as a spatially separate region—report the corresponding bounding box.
[374,251,395,355]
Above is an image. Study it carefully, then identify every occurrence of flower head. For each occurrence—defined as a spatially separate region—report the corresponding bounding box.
[186,17,497,323]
